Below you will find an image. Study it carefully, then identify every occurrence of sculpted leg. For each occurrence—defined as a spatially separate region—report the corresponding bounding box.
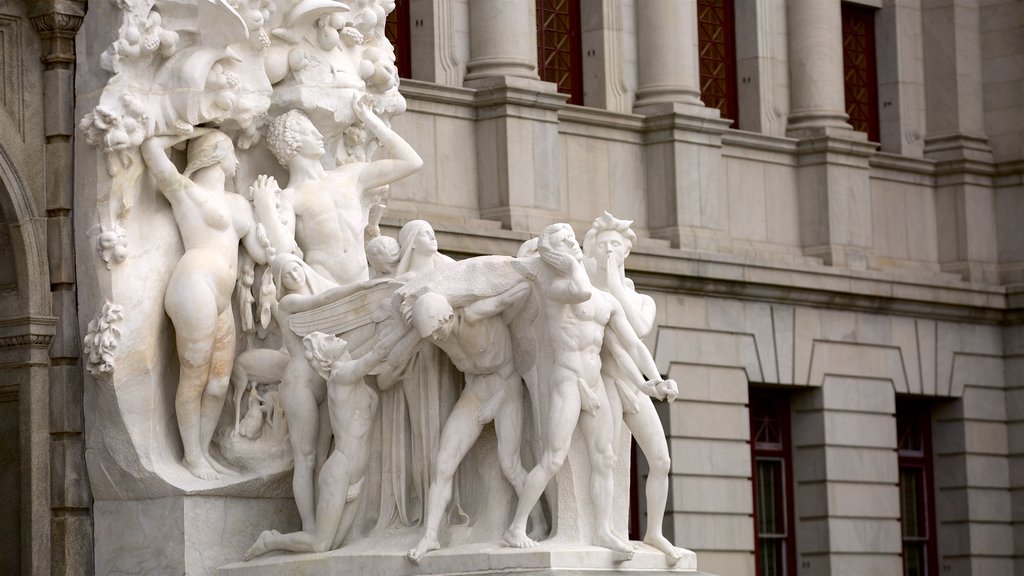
[494,378,527,493]
[167,285,219,480]
[504,380,580,548]
[580,380,633,557]
[626,397,680,562]
[201,311,238,475]
[409,389,485,562]
[281,374,321,531]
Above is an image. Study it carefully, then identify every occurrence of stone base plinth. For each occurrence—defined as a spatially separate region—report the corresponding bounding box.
[220,530,707,576]
[95,496,300,576]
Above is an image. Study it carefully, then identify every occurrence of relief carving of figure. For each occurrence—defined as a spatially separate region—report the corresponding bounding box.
[258,100,422,285]
[245,331,390,559]
[139,129,267,480]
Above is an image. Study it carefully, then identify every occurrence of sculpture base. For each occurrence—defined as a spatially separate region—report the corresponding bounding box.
[95,496,300,576]
[219,530,706,576]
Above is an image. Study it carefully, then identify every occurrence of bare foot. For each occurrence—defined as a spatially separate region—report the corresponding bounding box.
[407,534,440,562]
[205,452,239,476]
[595,530,634,560]
[503,527,538,548]
[644,534,682,563]
[527,506,549,541]
[184,456,220,480]
[243,529,279,561]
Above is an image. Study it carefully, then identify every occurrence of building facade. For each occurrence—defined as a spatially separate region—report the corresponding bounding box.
[0,0,1022,575]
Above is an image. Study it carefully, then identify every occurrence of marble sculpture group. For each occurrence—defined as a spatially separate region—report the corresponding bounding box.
[79,0,685,568]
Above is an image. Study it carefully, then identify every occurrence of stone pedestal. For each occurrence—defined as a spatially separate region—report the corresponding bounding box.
[220,540,706,576]
[95,496,300,576]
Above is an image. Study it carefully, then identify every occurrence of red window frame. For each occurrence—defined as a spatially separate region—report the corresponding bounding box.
[749,389,797,576]
[697,0,739,126]
[536,0,584,105]
[841,2,880,142]
[896,399,939,576]
[384,0,412,79]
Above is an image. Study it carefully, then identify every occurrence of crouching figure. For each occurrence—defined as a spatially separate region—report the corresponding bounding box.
[244,331,388,558]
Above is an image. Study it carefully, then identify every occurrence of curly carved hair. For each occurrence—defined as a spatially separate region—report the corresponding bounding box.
[582,211,636,258]
[266,109,316,166]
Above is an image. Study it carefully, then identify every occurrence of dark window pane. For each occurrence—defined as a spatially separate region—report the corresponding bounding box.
[536,0,582,104]
[841,2,879,141]
[697,0,738,125]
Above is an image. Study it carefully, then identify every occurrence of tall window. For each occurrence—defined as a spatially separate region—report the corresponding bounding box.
[897,399,938,576]
[750,389,796,576]
[384,0,411,78]
[536,0,583,104]
[697,0,738,126]
[841,2,879,141]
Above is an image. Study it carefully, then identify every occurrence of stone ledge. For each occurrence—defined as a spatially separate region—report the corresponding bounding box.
[221,535,707,576]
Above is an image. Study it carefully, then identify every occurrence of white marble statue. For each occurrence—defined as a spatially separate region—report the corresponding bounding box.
[140,129,267,480]
[376,219,462,530]
[258,100,422,285]
[502,223,676,556]
[583,212,682,562]
[244,331,389,559]
[403,286,532,561]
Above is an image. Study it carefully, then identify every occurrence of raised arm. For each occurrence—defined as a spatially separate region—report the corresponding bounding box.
[139,129,213,191]
[542,251,592,305]
[603,255,656,336]
[353,99,424,193]
[463,282,531,323]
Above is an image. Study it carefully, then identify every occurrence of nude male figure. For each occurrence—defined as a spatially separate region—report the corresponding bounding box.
[257,99,422,285]
[244,331,388,559]
[404,286,531,561]
[503,223,676,557]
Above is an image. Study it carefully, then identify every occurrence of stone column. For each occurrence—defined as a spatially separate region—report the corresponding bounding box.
[463,0,566,232]
[735,0,790,138]
[28,1,89,575]
[922,0,998,283]
[785,0,852,136]
[464,0,538,82]
[408,0,469,86]
[633,0,703,111]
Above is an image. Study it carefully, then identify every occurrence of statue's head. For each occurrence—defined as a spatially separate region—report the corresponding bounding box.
[183,130,236,179]
[538,223,583,262]
[267,109,323,166]
[302,331,349,379]
[410,292,454,341]
[366,235,400,277]
[583,211,636,268]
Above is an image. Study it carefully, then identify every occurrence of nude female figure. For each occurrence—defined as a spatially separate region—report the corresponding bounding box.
[583,212,681,562]
[140,129,265,480]
[244,331,388,559]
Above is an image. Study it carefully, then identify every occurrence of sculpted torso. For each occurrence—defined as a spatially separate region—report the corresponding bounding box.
[328,380,378,470]
[169,180,253,309]
[435,314,513,376]
[287,166,368,284]
[545,285,612,382]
